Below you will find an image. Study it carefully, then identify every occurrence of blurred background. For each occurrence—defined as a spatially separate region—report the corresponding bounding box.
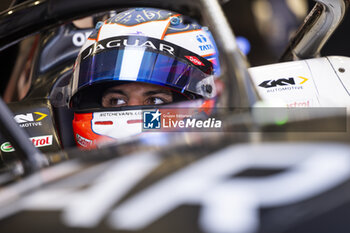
[0,0,349,95]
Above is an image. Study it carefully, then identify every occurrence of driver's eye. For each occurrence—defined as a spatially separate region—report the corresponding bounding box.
[102,95,127,107]
[145,97,170,105]
[109,98,126,106]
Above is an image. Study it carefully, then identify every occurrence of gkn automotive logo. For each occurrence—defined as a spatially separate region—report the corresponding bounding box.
[259,76,308,88]
[143,110,161,129]
[14,112,48,127]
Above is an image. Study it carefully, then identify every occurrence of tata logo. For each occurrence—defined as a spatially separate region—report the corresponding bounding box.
[259,76,308,88]
[196,34,213,51]
[196,34,207,43]
[199,44,213,51]
[14,112,48,127]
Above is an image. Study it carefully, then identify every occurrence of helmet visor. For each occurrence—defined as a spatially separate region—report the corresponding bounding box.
[70,36,215,107]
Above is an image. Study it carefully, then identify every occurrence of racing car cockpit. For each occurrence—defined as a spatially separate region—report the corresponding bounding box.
[0,6,228,155]
[0,0,256,165]
[0,0,350,170]
[2,1,350,233]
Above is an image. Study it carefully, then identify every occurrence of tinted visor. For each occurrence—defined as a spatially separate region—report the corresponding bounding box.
[70,36,215,108]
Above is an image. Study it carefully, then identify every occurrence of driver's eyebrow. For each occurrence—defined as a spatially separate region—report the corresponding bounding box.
[143,90,172,96]
[103,89,127,96]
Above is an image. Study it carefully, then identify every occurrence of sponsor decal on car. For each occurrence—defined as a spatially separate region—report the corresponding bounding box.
[31,135,53,147]
[0,135,53,152]
[287,100,311,108]
[13,111,48,128]
[0,142,15,152]
[19,144,350,233]
[258,76,308,93]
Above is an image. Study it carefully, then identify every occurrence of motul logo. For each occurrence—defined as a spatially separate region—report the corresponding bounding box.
[185,56,205,66]
[259,76,308,88]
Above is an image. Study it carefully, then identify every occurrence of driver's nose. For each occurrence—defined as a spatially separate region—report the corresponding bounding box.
[127,97,144,106]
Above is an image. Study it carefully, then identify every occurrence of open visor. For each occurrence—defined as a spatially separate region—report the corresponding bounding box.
[70,36,216,108]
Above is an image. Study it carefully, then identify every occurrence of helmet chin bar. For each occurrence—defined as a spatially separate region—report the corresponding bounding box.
[281,0,350,61]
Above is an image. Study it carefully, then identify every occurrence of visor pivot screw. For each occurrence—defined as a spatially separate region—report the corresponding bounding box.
[95,21,103,30]
[339,67,345,73]
[203,85,213,94]
[170,17,181,26]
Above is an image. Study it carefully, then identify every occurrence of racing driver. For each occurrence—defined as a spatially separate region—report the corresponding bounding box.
[68,8,220,148]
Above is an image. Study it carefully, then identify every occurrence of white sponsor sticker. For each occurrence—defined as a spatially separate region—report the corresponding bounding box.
[30,135,53,148]
[0,135,53,152]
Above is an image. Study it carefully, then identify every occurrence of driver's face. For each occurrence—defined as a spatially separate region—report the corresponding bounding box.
[101,82,173,108]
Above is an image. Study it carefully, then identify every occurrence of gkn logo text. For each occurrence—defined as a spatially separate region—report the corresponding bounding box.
[14,112,48,128]
[259,76,308,88]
